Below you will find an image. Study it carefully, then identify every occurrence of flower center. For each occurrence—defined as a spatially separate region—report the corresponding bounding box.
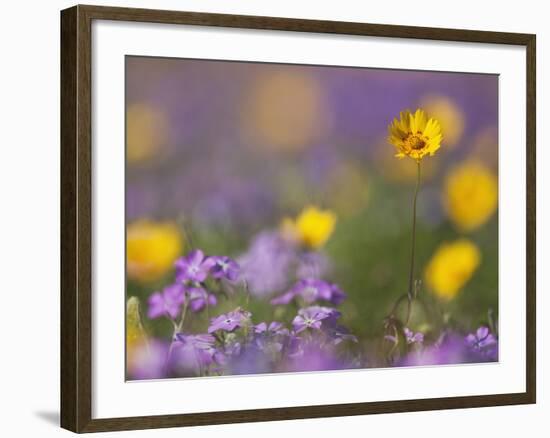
[405,134,426,150]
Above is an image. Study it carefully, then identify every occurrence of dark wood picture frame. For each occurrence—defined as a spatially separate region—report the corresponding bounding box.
[61,4,536,433]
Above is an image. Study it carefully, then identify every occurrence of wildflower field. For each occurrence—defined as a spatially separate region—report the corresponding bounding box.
[125,57,499,380]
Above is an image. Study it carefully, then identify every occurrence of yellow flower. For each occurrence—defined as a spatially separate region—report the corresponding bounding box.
[444,161,498,231]
[424,239,481,300]
[127,220,183,283]
[388,109,443,161]
[281,206,336,249]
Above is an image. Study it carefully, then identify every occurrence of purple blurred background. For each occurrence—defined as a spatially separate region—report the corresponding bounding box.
[126,56,497,230]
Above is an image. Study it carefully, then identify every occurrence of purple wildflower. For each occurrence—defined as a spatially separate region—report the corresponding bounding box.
[208,308,251,333]
[238,231,295,297]
[185,286,217,313]
[303,306,341,326]
[271,278,319,304]
[284,345,345,372]
[328,283,347,305]
[227,347,272,375]
[271,278,346,306]
[254,321,287,335]
[206,256,240,281]
[399,331,490,367]
[295,279,333,303]
[147,283,185,320]
[175,249,214,283]
[465,326,496,350]
[254,322,289,354]
[223,337,242,356]
[465,326,498,360]
[173,334,225,370]
[404,327,424,345]
[286,333,304,358]
[327,325,358,345]
[270,290,296,305]
[127,340,169,380]
[292,306,335,333]
[307,305,352,344]
[296,252,330,279]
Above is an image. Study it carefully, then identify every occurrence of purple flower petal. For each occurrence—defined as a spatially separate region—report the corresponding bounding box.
[208,308,251,333]
[476,326,490,340]
[128,340,169,380]
[173,334,224,371]
[465,333,477,347]
[207,256,240,282]
[404,327,424,345]
[185,286,217,313]
[296,252,330,279]
[329,283,347,305]
[270,290,295,305]
[238,231,296,297]
[147,283,185,320]
[292,307,332,333]
[175,249,212,283]
[271,279,347,306]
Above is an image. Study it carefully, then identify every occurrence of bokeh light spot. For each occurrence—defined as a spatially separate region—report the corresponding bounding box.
[126,103,169,164]
[127,219,183,283]
[444,161,498,232]
[420,95,465,147]
[242,70,330,153]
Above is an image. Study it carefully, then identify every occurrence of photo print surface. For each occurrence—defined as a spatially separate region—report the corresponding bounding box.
[125,56,499,380]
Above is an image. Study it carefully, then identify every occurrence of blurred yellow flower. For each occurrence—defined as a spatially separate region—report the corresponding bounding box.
[126,296,150,374]
[126,296,148,350]
[127,220,183,283]
[425,239,481,300]
[281,206,336,249]
[444,161,498,231]
[388,109,443,161]
[242,70,329,153]
[126,103,169,164]
[420,95,465,147]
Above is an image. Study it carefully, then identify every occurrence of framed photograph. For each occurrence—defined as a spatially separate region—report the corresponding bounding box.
[60,4,536,433]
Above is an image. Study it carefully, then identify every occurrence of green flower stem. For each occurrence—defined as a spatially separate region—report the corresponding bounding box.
[167,294,189,364]
[176,294,189,332]
[405,161,422,324]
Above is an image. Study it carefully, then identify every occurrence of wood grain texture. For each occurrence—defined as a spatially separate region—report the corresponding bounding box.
[60,4,536,433]
[60,5,78,432]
